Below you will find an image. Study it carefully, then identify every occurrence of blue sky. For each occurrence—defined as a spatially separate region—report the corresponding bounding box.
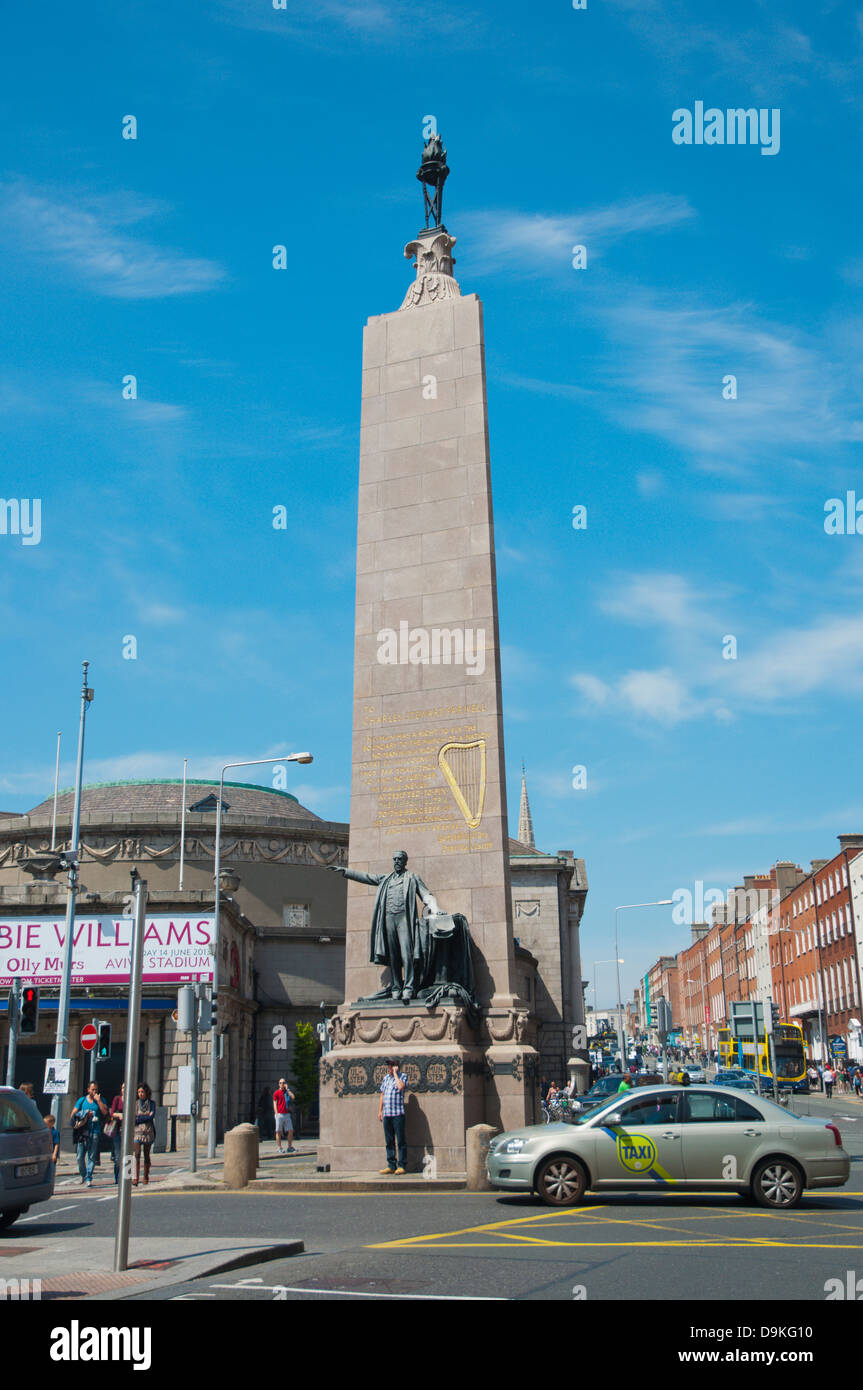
[2,0,862,1006]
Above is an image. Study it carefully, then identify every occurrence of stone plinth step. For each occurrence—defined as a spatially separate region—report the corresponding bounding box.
[247,1174,467,1194]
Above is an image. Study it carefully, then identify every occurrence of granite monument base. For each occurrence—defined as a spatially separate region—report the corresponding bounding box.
[318,1005,540,1174]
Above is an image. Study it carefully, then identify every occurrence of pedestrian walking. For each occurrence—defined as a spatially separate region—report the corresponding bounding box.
[273,1077,296,1154]
[807,1064,819,1092]
[823,1064,835,1100]
[107,1084,126,1182]
[378,1057,408,1175]
[71,1081,107,1185]
[853,1067,862,1099]
[133,1083,156,1186]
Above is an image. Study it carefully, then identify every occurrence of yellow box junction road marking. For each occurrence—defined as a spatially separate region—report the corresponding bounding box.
[369,1201,863,1252]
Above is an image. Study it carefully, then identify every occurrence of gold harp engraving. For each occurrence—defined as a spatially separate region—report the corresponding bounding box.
[438,739,486,828]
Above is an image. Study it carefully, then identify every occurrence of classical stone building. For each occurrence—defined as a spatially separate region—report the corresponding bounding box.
[1,774,586,1136]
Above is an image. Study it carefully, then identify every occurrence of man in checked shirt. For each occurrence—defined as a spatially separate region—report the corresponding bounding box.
[378,1058,408,1174]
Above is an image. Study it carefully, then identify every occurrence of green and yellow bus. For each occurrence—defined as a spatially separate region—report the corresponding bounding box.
[718,1020,807,1088]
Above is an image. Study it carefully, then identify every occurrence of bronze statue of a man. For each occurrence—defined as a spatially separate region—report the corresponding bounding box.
[330,850,440,1000]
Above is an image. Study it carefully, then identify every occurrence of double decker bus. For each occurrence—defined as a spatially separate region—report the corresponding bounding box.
[718,1020,807,1089]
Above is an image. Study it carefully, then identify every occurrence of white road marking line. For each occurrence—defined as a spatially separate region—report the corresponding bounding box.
[98,1193,117,1201]
[207,1283,505,1300]
[19,1205,77,1222]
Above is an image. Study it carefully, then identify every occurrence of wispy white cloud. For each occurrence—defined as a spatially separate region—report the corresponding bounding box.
[0,183,224,299]
[601,289,863,467]
[572,570,863,726]
[218,0,484,46]
[572,667,708,726]
[605,0,844,99]
[79,381,188,424]
[137,603,188,625]
[498,374,595,402]
[460,196,695,275]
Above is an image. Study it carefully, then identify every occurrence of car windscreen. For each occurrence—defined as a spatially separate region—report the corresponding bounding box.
[0,1093,44,1134]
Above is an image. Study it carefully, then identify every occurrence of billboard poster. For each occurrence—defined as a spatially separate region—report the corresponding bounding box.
[0,914,215,987]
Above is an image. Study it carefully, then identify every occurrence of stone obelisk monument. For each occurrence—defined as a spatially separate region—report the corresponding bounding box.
[318,134,537,1174]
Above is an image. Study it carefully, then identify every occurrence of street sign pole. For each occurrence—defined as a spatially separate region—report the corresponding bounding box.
[114,871,147,1273]
[190,985,198,1175]
[5,978,21,1087]
[89,1020,98,1086]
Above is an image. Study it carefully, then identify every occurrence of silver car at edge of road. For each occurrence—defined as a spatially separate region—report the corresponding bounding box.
[487,1085,850,1210]
[0,1086,55,1230]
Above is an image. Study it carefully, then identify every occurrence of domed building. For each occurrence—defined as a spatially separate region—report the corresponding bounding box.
[0,779,349,1141]
[0,774,587,1140]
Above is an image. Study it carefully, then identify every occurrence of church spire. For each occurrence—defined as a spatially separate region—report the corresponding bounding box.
[518,762,535,849]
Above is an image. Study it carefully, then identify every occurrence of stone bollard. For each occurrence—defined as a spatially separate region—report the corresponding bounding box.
[466,1123,500,1191]
[223,1123,259,1189]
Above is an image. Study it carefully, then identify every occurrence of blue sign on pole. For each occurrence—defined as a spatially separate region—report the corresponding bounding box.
[830,1035,848,1058]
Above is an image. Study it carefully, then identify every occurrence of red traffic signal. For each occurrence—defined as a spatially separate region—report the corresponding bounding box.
[20,987,39,1035]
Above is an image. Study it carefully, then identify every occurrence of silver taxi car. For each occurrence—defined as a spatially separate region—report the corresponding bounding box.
[487,1085,849,1209]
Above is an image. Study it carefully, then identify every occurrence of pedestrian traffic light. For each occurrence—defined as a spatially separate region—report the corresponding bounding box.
[19,987,39,1034]
[97,1021,112,1059]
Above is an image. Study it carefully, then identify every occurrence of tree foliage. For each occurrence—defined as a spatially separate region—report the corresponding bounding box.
[291,1020,319,1111]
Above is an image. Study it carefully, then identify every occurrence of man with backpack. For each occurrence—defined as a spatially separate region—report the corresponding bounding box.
[70,1081,108,1186]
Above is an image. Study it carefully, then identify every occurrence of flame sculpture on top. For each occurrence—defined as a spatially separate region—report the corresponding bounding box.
[400,130,461,311]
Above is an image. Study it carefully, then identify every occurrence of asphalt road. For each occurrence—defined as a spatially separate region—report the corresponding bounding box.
[14,1092,863,1302]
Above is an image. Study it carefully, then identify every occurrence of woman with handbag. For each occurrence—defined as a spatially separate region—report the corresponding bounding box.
[133,1082,156,1186]
[71,1081,108,1186]
[107,1083,125,1183]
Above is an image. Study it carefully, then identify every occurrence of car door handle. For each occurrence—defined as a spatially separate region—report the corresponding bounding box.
[660,1132,680,1140]
[742,1129,761,1136]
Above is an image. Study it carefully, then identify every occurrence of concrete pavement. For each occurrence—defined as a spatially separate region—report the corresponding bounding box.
[0,1235,304,1300]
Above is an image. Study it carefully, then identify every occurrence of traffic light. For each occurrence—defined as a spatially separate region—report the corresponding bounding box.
[97,1021,112,1059]
[197,995,212,1032]
[19,987,39,1034]
[210,992,218,1032]
[771,1002,780,1031]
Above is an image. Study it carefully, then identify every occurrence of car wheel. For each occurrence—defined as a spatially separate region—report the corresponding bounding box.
[0,1209,24,1232]
[535,1155,587,1207]
[751,1158,803,1209]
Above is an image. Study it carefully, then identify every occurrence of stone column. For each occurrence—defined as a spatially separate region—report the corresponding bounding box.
[320,214,538,1174]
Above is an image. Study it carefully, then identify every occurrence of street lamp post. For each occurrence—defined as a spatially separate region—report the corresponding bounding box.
[206,752,313,1160]
[614,901,673,1073]
[592,959,624,1019]
[591,959,623,1068]
[56,664,94,1096]
[684,972,704,1057]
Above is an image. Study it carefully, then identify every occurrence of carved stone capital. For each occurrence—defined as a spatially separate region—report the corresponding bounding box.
[400,232,461,310]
